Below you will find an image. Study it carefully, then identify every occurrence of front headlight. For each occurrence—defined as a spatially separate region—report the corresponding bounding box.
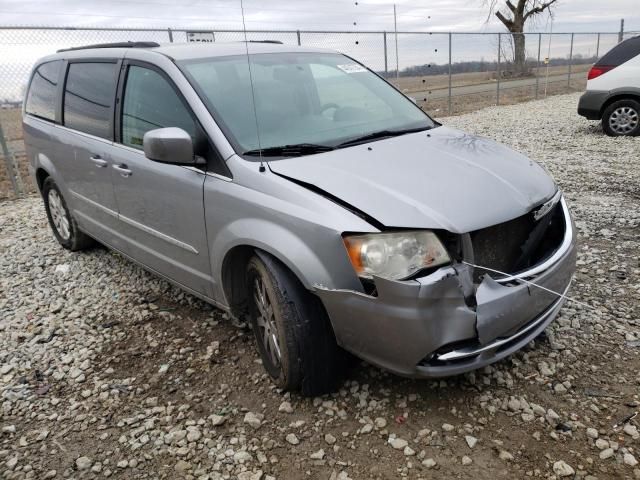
[342,231,450,281]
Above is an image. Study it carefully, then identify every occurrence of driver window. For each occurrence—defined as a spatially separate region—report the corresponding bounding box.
[122,66,197,149]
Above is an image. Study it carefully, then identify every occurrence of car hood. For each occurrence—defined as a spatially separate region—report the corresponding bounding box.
[268,126,557,233]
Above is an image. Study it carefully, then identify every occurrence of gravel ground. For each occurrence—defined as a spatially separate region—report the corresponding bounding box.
[1,92,639,480]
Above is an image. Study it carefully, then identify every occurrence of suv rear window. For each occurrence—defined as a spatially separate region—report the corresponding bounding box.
[596,36,640,67]
[25,60,62,121]
[63,62,118,139]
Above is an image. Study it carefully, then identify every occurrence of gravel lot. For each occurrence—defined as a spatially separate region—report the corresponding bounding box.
[1,92,639,480]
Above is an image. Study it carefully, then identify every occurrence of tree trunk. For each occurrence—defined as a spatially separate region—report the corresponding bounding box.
[512,31,527,75]
[493,0,556,76]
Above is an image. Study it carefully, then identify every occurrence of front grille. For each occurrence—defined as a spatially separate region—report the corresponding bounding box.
[470,201,565,282]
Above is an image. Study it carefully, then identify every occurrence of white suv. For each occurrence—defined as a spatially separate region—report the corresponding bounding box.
[578,35,640,136]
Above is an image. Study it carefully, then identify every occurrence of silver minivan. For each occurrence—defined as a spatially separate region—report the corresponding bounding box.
[23,41,576,395]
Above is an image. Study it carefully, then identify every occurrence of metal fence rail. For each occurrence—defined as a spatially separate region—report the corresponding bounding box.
[0,26,636,199]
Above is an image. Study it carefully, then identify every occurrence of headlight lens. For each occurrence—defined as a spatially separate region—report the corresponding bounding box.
[343,231,450,280]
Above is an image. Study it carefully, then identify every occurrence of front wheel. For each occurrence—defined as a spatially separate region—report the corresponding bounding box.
[602,99,640,137]
[245,253,349,396]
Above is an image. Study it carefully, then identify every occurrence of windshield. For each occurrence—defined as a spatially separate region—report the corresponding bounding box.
[179,52,435,157]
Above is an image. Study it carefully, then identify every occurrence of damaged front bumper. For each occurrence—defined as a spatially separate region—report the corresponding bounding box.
[315,197,577,378]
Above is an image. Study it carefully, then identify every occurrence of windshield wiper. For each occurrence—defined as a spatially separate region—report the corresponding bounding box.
[335,126,433,148]
[243,143,335,157]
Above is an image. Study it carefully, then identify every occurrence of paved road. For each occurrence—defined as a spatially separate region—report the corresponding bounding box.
[408,72,581,100]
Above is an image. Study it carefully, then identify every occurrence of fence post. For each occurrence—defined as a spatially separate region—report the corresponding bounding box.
[496,33,501,106]
[394,9,399,80]
[596,33,600,58]
[296,30,301,46]
[448,32,452,115]
[567,33,574,89]
[383,31,388,74]
[535,33,542,99]
[167,28,173,42]
[544,32,553,97]
[0,121,21,197]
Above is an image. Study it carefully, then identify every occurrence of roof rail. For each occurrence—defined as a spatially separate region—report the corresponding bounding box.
[57,41,160,53]
[246,40,283,44]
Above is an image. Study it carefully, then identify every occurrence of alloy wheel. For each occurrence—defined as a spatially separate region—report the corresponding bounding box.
[48,189,71,240]
[609,106,639,135]
[252,275,282,368]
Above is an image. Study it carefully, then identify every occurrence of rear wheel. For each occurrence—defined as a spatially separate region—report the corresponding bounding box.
[42,177,95,251]
[245,253,349,396]
[602,99,640,136]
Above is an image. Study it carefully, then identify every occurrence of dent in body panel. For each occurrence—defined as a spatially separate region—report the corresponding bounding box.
[315,237,575,377]
[474,276,554,345]
[315,267,477,375]
[475,240,576,345]
[268,126,557,233]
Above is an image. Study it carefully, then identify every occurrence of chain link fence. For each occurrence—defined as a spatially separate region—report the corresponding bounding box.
[1,26,634,199]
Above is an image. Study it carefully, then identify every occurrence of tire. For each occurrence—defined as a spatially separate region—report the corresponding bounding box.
[42,177,95,251]
[602,99,640,137]
[245,253,349,396]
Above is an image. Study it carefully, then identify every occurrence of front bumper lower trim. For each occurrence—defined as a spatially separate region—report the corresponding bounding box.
[434,281,570,362]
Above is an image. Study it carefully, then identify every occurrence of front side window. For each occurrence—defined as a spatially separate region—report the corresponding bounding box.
[25,60,62,121]
[180,52,435,156]
[121,65,197,149]
[63,62,118,139]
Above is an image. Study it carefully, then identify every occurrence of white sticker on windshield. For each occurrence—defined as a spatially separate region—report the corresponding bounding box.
[336,64,367,73]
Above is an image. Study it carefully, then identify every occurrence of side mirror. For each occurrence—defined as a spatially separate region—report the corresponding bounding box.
[143,127,197,165]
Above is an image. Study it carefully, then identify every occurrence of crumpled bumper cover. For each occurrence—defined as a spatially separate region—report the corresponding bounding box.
[315,198,577,378]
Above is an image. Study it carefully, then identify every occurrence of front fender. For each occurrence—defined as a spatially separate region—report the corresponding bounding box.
[210,217,351,303]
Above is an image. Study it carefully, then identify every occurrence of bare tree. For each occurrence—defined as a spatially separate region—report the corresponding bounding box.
[484,0,558,75]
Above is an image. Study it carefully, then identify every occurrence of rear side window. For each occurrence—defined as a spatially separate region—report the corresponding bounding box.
[597,36,640,67]
[25,60,62,121]
[63,62,118,139]
[121,65,197,149]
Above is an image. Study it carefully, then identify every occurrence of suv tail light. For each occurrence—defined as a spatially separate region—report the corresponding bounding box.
[587,65,615,80]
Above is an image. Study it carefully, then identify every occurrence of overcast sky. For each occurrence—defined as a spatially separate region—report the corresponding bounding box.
[0,0,637,33]
[1,0,637,101]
